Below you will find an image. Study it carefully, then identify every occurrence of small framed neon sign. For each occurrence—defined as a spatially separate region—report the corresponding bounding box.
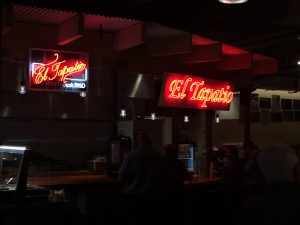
[29,48,88,93]
[159,72,234,111]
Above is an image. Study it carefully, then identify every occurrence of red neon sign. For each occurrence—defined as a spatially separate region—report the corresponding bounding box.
[29,48,88,93]
[32,53,87,84]
[159,73,234,110]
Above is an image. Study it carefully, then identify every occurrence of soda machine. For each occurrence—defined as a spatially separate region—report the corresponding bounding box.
[178,143,194,172]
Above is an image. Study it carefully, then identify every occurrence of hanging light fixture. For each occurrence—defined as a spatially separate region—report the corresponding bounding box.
[80,91,87,97]
[215,114,220,123]
[18,62,27,95]
[218,0,248,4]
[120,108,127,118]
[150,113,156,120]
[18,81,26,94]
[183,116,189,123]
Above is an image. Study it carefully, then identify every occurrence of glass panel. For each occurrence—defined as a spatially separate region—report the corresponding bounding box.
[271,95,280,111]
[281,99,292,110]
[282,111,294,122]
[250,94,259,110]
[0,148,26,191]
[259,97,271,109]
[293,100,300,110]
[260,110,270,125]
[250,111,260,123]
[270,112,282,122]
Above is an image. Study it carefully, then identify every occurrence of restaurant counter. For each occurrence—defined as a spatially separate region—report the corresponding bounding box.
[185,176,222,185]
[29,174,119,187]
[25,173,224,224]
[28,172,222,187]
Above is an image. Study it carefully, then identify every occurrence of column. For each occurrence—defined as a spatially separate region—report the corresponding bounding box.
[192,110,213,177]
[240,87,252,145]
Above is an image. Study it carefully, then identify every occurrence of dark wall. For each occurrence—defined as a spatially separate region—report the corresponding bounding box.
[0,118,114,166]
[1,22,119,166]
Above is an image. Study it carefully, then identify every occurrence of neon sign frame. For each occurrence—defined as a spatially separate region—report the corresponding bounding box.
[159,72,234,111]
[29,48,89,93]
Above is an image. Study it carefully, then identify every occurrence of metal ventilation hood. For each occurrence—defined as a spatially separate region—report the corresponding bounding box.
[118,73,156,99]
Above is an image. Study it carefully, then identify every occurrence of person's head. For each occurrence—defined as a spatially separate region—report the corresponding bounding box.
[135,130,152,151]
[164,144,178,159]
[258,143,299,184]
[243,140,256,157]
[224,145,239,160]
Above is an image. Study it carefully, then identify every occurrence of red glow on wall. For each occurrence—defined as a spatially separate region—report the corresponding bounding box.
[192,35,217,46]
[32,53,87,85]
[159,73,234,110]
[222,44,248,55]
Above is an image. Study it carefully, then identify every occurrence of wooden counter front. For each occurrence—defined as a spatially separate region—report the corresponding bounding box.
[29,174,222,187]
[184,176,222,186]
[29,175,119,186]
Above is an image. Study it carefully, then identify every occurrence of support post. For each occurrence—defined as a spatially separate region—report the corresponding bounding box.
[240,87,252,144]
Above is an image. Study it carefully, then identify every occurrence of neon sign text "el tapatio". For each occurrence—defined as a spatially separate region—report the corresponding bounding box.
[32,53,86,84]
[166,75,233,109]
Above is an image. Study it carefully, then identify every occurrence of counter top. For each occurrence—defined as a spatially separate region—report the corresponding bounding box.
[29,175,119,186]
[29,173,222,187]
[184,176,222,186]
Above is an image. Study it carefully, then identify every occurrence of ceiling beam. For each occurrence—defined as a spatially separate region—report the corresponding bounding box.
[57,14,84,45]
[220,53,252,70]
[114,22,145,51]
[145,33,192,57]
[181,43,221,63]
[253,60,278,75]
[2,3,13,34]
[252,54,278,75]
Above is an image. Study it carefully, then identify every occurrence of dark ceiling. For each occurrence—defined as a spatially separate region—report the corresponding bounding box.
[4,0,300,75]
[5,1,299,53]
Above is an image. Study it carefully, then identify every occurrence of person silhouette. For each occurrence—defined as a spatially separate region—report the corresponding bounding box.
[119,131,173,225]
[163,144,190,224]
[239,143,300,225]
[242,140,263,199]
[222,145,243,225]
[164,144,189,192]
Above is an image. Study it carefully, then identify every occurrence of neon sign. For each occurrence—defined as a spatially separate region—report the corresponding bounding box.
[29,48,88,93]
[159,73,234,110]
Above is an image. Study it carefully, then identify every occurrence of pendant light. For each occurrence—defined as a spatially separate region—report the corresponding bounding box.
[120,108,127,118]
[215,114,220,123]
[183,116,189,123]
[18,81,26,94]
[80,91,87,97]
[150,113,156,120]
[218,0,248,4]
